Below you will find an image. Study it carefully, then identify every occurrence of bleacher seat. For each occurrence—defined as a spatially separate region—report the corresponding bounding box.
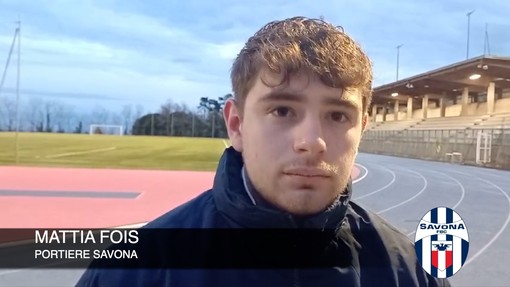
[367,112,510,132]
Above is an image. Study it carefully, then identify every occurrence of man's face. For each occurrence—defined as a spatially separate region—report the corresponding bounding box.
[224,69,367,216]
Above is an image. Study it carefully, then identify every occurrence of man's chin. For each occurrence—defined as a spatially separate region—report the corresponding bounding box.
[276,192,334,217]
[282,206,327,217]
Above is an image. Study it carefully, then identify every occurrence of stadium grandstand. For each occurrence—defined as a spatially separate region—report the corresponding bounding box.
[360,55,510,170]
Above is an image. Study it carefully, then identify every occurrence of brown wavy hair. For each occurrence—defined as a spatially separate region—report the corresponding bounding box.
[230,16,373,114]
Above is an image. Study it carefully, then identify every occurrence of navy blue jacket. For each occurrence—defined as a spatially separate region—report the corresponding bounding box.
[76,147,450,287]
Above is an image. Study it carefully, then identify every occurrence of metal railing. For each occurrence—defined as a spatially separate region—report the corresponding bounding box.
[359,128,510,170]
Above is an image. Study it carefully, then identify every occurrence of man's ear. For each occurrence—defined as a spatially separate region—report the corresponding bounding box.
[223,98,243,152]
[361,112,368,134]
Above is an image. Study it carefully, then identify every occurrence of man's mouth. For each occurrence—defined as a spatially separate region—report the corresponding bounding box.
[283,167,331,178]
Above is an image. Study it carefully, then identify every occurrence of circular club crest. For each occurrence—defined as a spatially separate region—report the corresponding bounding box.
[414,207,469,279]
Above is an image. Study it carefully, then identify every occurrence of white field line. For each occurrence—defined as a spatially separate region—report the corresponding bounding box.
[352,165,396,201]
[353,163,368,184]
[43,147,117,159]
[112,222,148,229]
[376,168,428,214]
[0,238,35,249]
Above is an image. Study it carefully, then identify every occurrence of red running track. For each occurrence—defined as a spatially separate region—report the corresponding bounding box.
[0,165,361,229]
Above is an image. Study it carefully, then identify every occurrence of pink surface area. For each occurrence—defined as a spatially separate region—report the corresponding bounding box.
[0,167,213,229]
[0,165,361,229]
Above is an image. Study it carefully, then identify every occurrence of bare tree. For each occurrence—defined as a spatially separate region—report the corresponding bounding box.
[1,96,16,131]
[43,101,54,132]
[135,104,144,120]
[121,104,133,135]
[61,104,77,133]
[49,101,75,133]
[26,97,45,132]
[91,105,110,124]
[25,99,73,133]
[160,99,174,116]
[52,101,67,132]
[111,113,123,126]
[74,113,90,134]
[160,99,190,136]
[0,96,5,130]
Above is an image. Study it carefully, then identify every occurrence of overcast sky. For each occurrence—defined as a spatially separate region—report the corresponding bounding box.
[0,0,509,114]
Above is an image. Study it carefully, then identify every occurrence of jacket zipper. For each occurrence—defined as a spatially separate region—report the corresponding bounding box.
[293,269,300,287]
[287,214,300,287]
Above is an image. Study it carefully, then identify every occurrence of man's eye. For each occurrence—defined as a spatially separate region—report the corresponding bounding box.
[271,107,292,117]
[330,112,347,122]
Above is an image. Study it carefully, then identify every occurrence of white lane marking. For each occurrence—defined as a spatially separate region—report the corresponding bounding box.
[352,163,368,184]
[377,168,428,214]
[0,260,79,276]
[449,171,510,267]
[406,170,466,237]
[45,147,117,159]
[353,165,396,201]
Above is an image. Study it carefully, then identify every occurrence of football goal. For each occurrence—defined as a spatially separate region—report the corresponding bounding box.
[89,124,124,135]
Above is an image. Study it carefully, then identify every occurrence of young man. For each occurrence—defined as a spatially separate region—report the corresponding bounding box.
[76,17,450,287]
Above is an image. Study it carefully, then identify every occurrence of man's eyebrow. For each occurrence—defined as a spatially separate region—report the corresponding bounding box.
[323,97,361,111]
[258,91,360,110]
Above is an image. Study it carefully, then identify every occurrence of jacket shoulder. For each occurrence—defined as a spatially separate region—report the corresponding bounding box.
[75,189,220,287]
[143,189,220,228]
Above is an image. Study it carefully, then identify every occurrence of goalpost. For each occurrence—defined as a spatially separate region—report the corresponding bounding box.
[89,124,124,135]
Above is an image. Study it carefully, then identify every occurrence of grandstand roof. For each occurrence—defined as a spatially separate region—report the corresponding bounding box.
[372,55,510,105]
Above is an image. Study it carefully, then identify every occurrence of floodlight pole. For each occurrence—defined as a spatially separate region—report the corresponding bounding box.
[396,44,403,81]
[1,17,24,164]
[15,17,21,164]
[0,17,22,164]
[483,22,490,55]
[466,10,475,59]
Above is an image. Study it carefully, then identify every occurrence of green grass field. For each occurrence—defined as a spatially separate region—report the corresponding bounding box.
[0,132,228,171]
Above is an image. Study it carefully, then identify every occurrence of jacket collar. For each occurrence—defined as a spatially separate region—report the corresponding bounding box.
[213,147,352,229]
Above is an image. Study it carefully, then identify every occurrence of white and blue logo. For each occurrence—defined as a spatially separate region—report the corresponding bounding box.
[414,207,469,278]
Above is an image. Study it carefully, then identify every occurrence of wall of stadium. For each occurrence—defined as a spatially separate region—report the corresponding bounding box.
[362,95,510,171]
[359,128,510,170]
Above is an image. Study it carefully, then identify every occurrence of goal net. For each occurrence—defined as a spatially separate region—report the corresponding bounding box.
[89,124,124,135]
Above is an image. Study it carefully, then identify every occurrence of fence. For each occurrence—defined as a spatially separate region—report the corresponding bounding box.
[359,128,510,170]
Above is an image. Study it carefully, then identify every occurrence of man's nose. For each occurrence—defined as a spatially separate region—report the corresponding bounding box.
[293,115,326,155]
